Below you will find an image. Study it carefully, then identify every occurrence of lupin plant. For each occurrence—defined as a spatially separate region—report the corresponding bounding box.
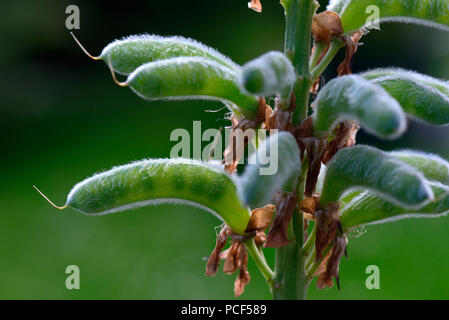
[35,0,449,299]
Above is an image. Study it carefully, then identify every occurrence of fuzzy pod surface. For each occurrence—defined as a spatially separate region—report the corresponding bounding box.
[123,57,260,119]
[362,70,449,125]
[61,159,251,234]
[340,182,449,231]
[99,34,240,75]
[328,0,449,34]
[239,51,295,101]
[390,150,449,185]
[312,75,406,139]
[320,145,434,209]
[239,132,301,208]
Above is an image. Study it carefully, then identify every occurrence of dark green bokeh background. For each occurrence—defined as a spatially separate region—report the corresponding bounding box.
[1,0,448,299]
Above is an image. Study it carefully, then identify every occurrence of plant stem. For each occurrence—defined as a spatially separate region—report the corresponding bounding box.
[244,238,274,287]
[272,159,311,299]
[282,0,317,125]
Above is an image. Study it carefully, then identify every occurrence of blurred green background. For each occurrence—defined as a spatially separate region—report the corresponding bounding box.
[1,0,448,299]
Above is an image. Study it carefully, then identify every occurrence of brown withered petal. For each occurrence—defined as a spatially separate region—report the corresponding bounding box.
[291,116,314,161]
[248,0,262,13]
[337,30,364,76]
[322,120,357,165]
[316,235,348,290]
[305,138,327,197]
[205,226,230,277]
[223,100,266,174]
[219,248,230,260]
[314,202,341,261]
[312,11,344,44]
[265,104,293,131]
[234,245,251,297]
[245,204,276,233]
[265,192,297,247]
[314,247,332,277]
[223,241,241,274]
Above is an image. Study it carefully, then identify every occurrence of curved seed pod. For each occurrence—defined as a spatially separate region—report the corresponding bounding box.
[362,68,449,97]
[239,51,295,101]
[72,33,239,75]
[328,0,449,34]
[340,182,449,231]
[320,145,434,209]
[390,150,449,185]
[312,75,407,139]
[35,159,251,234]
[361,70,449,125]
[117,57,260,119]
[239,132,301,208]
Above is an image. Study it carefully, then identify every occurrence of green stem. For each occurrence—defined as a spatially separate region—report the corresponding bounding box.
[245,238,274,287]
[282,0,317,125]
[310,39,345,80]
[272,159,311,299]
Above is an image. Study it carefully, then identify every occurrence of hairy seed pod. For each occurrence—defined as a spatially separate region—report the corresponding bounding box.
[341,182,449,231]
[362,68,449,97]
[116,57,260,119]
[390,150,449,185]
[312,75,407,139]
[35,159,251,234]
[320,145,434,209]
[72,33,239,75]
[328,0,449,34]
[239,51,295,102]
[239,132,301,208]
[362,70,449,125]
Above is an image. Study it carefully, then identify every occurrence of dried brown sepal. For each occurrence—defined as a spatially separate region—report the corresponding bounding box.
[314,202,341,261]
[312,11,344,44]
[245,204,276,233]
[300,197,320,215]
[316,235,348,290]
[337,30,364,76]
[265,192,298,247]
[206,226,231,277]
[254,231,267,246]
[223,99,267,174]
[234,245,251,297]
[322,120,359,164]
[248,0,262,13]
[313,246,332,277]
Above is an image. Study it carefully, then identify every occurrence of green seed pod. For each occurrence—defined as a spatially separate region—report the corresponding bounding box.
[340,182,449,231]
[361,70,449,125]
[239,51,295,102]
[72,33,239,75]
[116,57,260,119]
[35,159,251,234]
[328,0,449,34]
[362,68,449,97]
[390,150,449,185]
[320,145,434,209]
[312,75,407,139]
[239,132,301,208]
